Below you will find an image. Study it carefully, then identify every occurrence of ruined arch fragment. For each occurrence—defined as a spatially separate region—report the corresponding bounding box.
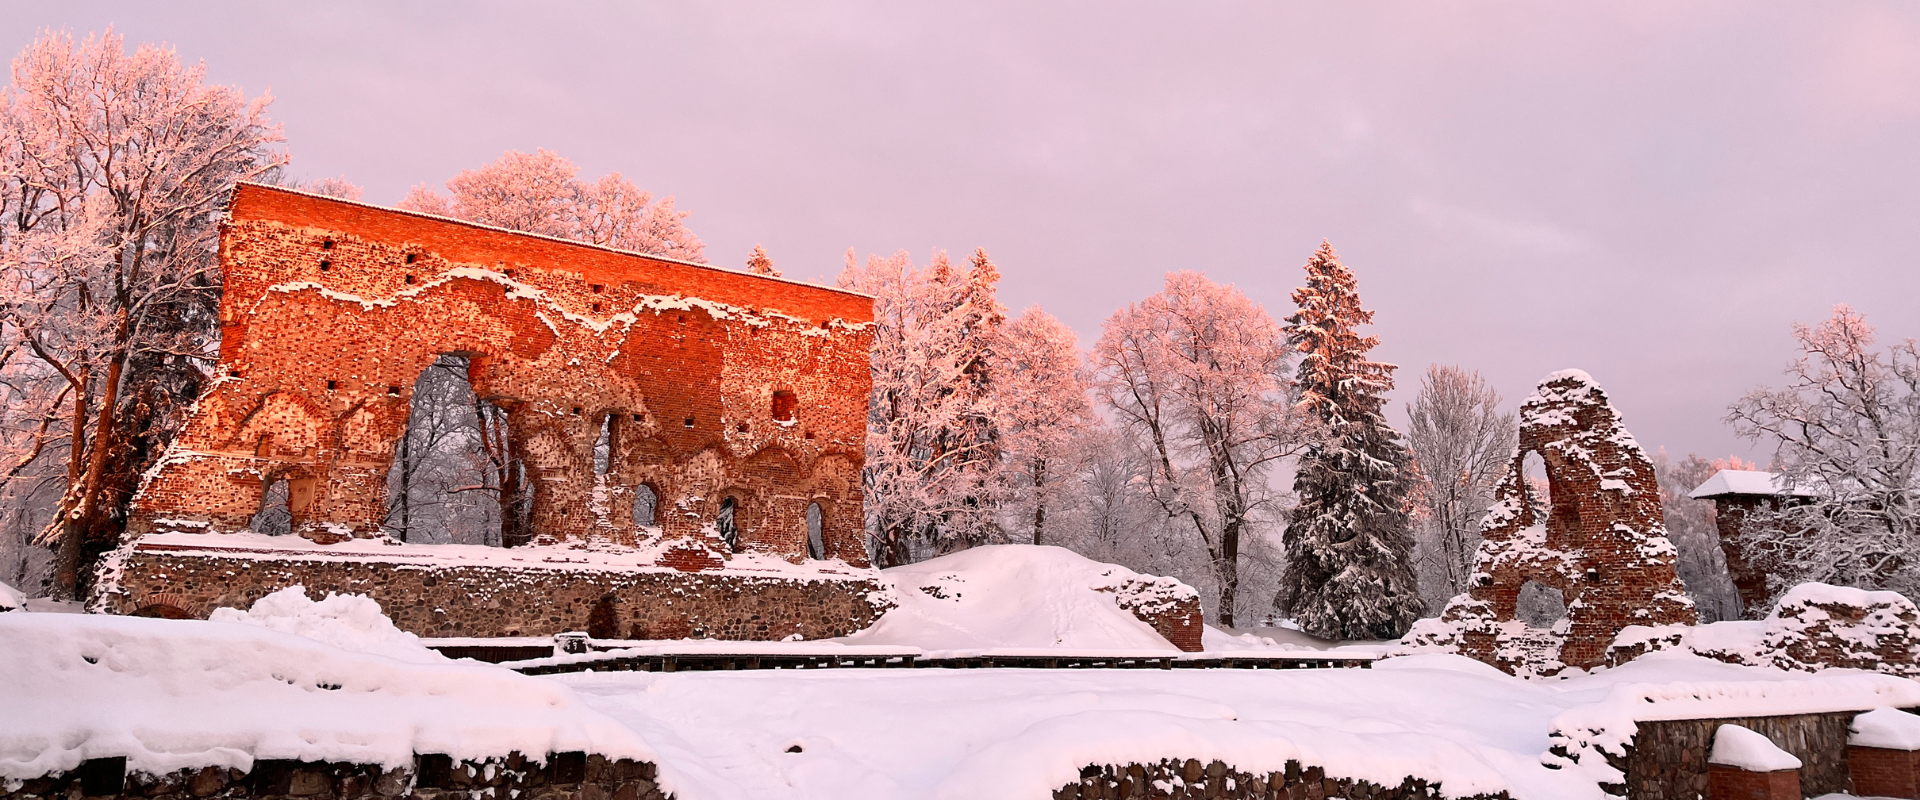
[1408,369,1696,674]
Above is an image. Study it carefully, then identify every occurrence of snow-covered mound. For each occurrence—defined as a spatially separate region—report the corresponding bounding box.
[1608,581,1920,676]
[208,586,445,664]
[840,546,1194,652]
[0,611,652,783]
[0,580,22,611]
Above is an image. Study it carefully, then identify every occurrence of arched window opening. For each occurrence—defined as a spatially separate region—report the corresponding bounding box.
[250,478,292,536]
[633,484,659,528]
[805,502,825,560]
[384,354,506,546]
[717,497,739,552]
[1517,580,1568,630]
[593,414,614,476]
[772,390,798,423]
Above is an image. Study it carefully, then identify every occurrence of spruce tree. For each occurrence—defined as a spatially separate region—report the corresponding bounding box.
[1278,241,1424,640]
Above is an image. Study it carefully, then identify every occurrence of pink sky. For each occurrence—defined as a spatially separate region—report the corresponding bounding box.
[8,2,1920,465]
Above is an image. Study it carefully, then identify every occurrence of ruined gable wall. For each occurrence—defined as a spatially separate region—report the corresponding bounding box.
[1408,370,1696,673]
[128,184,872,565]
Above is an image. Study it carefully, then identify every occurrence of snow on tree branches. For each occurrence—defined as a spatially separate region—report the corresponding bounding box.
[839,248,1007,566]
[1090,272,1311,626]
[745,245,782,277]
[1277,241,1423,640]
[1728,304,1920,603]
[0,29,287,599]
[400,148,705,263]
[993,308,1094,546]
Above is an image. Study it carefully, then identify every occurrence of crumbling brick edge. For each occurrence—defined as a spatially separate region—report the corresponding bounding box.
[1052,758,1510,800]
[2,752,667,800]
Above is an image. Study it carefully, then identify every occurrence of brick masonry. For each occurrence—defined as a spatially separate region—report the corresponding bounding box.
[127,183,873,562]
[100,547,889,640]
[1850,745,1920,799]
[1050,758,1510,800]
[0,752,666,800]
[1705,765,1800,800]
[1408,371,1696,674]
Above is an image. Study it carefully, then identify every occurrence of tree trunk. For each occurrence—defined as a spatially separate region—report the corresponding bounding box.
[1031,459,1046,546]
[395,427,412,542]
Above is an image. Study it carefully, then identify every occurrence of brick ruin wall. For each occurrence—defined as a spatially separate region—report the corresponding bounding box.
[2,752,666,800]
[101,548,890,640]
[1407,370,1696,674]
[1050,758,1509,800]
[126,183,874,565]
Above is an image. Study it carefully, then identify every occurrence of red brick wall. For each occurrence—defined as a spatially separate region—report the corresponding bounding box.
[1706,765,1800,800]
[1851,745,1920,798]
[128,184,873,566]
[1446,371,1697,673]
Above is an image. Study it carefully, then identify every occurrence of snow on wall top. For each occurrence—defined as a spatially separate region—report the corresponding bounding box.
[1850,707,1920,750]
[0,611,654,783]
[1708,725,1802,772]
[1688,469,1816,499]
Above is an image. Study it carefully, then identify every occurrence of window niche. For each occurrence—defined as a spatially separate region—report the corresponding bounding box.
[772,390,798,423]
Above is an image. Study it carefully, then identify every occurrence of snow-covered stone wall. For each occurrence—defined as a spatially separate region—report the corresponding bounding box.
[1406,370,1695,674]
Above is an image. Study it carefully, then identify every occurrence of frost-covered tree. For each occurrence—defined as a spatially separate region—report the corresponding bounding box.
[1728,305,1920,601]
[1404,364,1514,611]
[0,30,286,598]
[839,248,1006,566]
[298,176,362,201]
[745,245,781,277]
[401,148,704,262]
[992,307,1093,545]
[1650,450,1743,621]
[1277,241,1423,640]
[1090,271,1311,626]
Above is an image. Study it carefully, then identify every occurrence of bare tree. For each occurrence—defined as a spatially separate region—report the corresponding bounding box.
[1090,271,1313,626]
[1728,304,1920,602]
[1404,364,1514,610]
[1649,450,1743,621]
[0,30,285,598]
[383,356,502,546]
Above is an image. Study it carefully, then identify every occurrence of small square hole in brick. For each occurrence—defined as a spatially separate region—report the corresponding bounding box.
[633,414,643,423]
[591,302,602,312]
[319,260,331,272]
[405,253,417,264]
[321,239,334,250]
[684,417,696,428]
[591,284,604,294]
[805,431,815,440]
[736,423,749,433]
[571,406,582,416]
[326,380,337,391]
[405,275,416,285]
[387,386,401,396]
[228,370,242,378]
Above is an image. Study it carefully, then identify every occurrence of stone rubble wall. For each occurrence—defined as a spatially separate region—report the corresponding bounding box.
[1550,711,1856,799]
[1,752,665,800]
[1051,758,1510,800]
[103,549,890,640]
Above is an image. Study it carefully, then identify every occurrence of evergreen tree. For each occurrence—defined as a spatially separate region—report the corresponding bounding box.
[1277,241,1424,640]
[745,245,782,277]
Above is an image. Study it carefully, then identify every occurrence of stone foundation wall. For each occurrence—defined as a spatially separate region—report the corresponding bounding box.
[1051,759,1509,800]
[104,550,889,640]
[0,752,664,800]
[1612,712,1854,799]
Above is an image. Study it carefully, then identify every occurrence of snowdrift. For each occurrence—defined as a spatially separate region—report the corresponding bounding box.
[0,607,652,782]
[841,545,1196,653]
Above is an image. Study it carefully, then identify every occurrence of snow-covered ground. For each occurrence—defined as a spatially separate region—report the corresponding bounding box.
[554,651,1919,800]
[8,547,1920,800]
